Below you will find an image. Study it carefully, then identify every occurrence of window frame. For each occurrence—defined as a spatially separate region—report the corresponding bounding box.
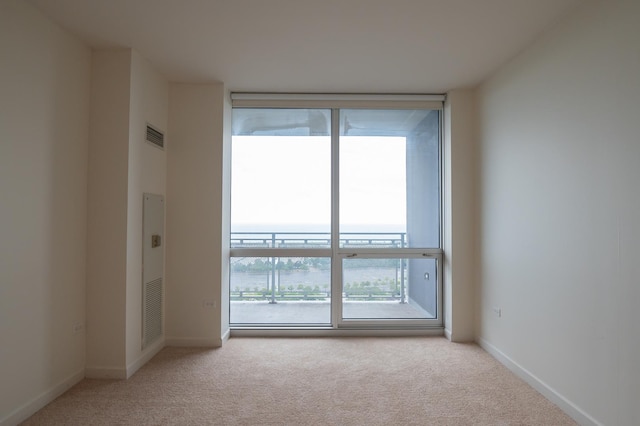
[229,95,444,330]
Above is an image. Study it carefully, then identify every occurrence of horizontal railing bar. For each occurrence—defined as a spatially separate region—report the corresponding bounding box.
[230,231,443,253]
[230,248,333,257]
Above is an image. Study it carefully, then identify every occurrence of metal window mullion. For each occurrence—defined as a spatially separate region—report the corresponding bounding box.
[439,110,444,250]
[436,253,443,322]
[336,248,443,257]
[339,319,443,328]
[331,108,341,329]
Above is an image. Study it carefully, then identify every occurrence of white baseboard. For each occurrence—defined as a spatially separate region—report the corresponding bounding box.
[477,337,602,426]
[165,336,223,347]
[444,327,452,341]
[1,368,84,426]
[221,328,231,344]
[126,338,165,379]
[84,366,127,380]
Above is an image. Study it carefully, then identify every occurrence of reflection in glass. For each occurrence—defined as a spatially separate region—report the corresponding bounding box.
[339,109,440,248]
[342,257,437,320]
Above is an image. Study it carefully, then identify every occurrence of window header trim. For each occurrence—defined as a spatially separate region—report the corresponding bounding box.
[230,93,445,110]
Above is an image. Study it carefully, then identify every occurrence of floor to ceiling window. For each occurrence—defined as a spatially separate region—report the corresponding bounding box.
[229,94,443,329]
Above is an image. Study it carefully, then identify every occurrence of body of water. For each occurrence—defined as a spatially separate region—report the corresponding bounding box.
[230,267,401,291]
[230,224,408,292]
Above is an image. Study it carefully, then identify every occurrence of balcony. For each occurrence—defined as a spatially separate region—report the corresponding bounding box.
[230,232,437,325]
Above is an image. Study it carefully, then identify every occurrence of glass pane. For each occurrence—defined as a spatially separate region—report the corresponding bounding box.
[230,257,331,325]
[232,109,331,247]
[339,109,440,248]
[342,257,437,320]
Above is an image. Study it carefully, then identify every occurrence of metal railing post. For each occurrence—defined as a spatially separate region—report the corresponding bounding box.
[400,233,406,303]
[270,233,277,304]
[400,258,406,304]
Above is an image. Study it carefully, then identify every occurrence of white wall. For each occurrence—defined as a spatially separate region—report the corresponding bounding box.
[443,90,477,342]
[125,50,168,374]
[86,50,131,378]
[166,84,229,346]
[476,0,640,424]
[86,49,169,378]
[0,0,90,422]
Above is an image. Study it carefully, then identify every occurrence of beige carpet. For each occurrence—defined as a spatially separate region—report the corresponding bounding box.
[22,337,576,425]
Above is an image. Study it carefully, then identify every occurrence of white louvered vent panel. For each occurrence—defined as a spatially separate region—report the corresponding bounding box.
[143,277,163,348]
[146,124,164,149]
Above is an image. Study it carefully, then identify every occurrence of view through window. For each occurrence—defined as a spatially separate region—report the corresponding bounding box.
[230,106,441,327]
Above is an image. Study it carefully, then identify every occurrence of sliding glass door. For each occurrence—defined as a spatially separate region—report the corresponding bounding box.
[230,104,442,328]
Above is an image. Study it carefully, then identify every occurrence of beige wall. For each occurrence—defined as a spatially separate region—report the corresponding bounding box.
[476,0,640,424]
[85,50,131,378]
[443,90,477,342]
[86,49,169,379]
[166,83,229,346]
[0,1,91,422]
[125,50,169,374]
[0,3,206,414]
[10,0,640,423]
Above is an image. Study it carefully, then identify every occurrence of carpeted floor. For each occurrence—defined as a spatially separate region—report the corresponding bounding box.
[22,337,576,425]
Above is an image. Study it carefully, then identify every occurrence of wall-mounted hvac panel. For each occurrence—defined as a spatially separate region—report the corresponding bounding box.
[142,193,164,349]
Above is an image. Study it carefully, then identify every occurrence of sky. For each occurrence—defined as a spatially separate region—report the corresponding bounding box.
[231,135,406,232]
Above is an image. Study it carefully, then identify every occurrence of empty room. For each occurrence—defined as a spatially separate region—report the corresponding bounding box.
[1,0,639,425]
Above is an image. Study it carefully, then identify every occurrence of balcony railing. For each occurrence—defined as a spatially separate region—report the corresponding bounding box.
[231,231,406,249]
[231,231,407,303]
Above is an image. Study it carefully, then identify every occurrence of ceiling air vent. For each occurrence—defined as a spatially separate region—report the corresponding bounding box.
[146,124,164,150]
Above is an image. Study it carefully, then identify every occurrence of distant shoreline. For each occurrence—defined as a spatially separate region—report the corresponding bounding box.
[232,223,405,233]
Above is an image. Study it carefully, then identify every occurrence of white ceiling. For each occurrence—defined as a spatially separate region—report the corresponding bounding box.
[29,0,583,93]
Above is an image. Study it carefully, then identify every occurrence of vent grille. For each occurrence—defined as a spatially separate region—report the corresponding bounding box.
[146,125,164,149]
[143,277,163,348]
